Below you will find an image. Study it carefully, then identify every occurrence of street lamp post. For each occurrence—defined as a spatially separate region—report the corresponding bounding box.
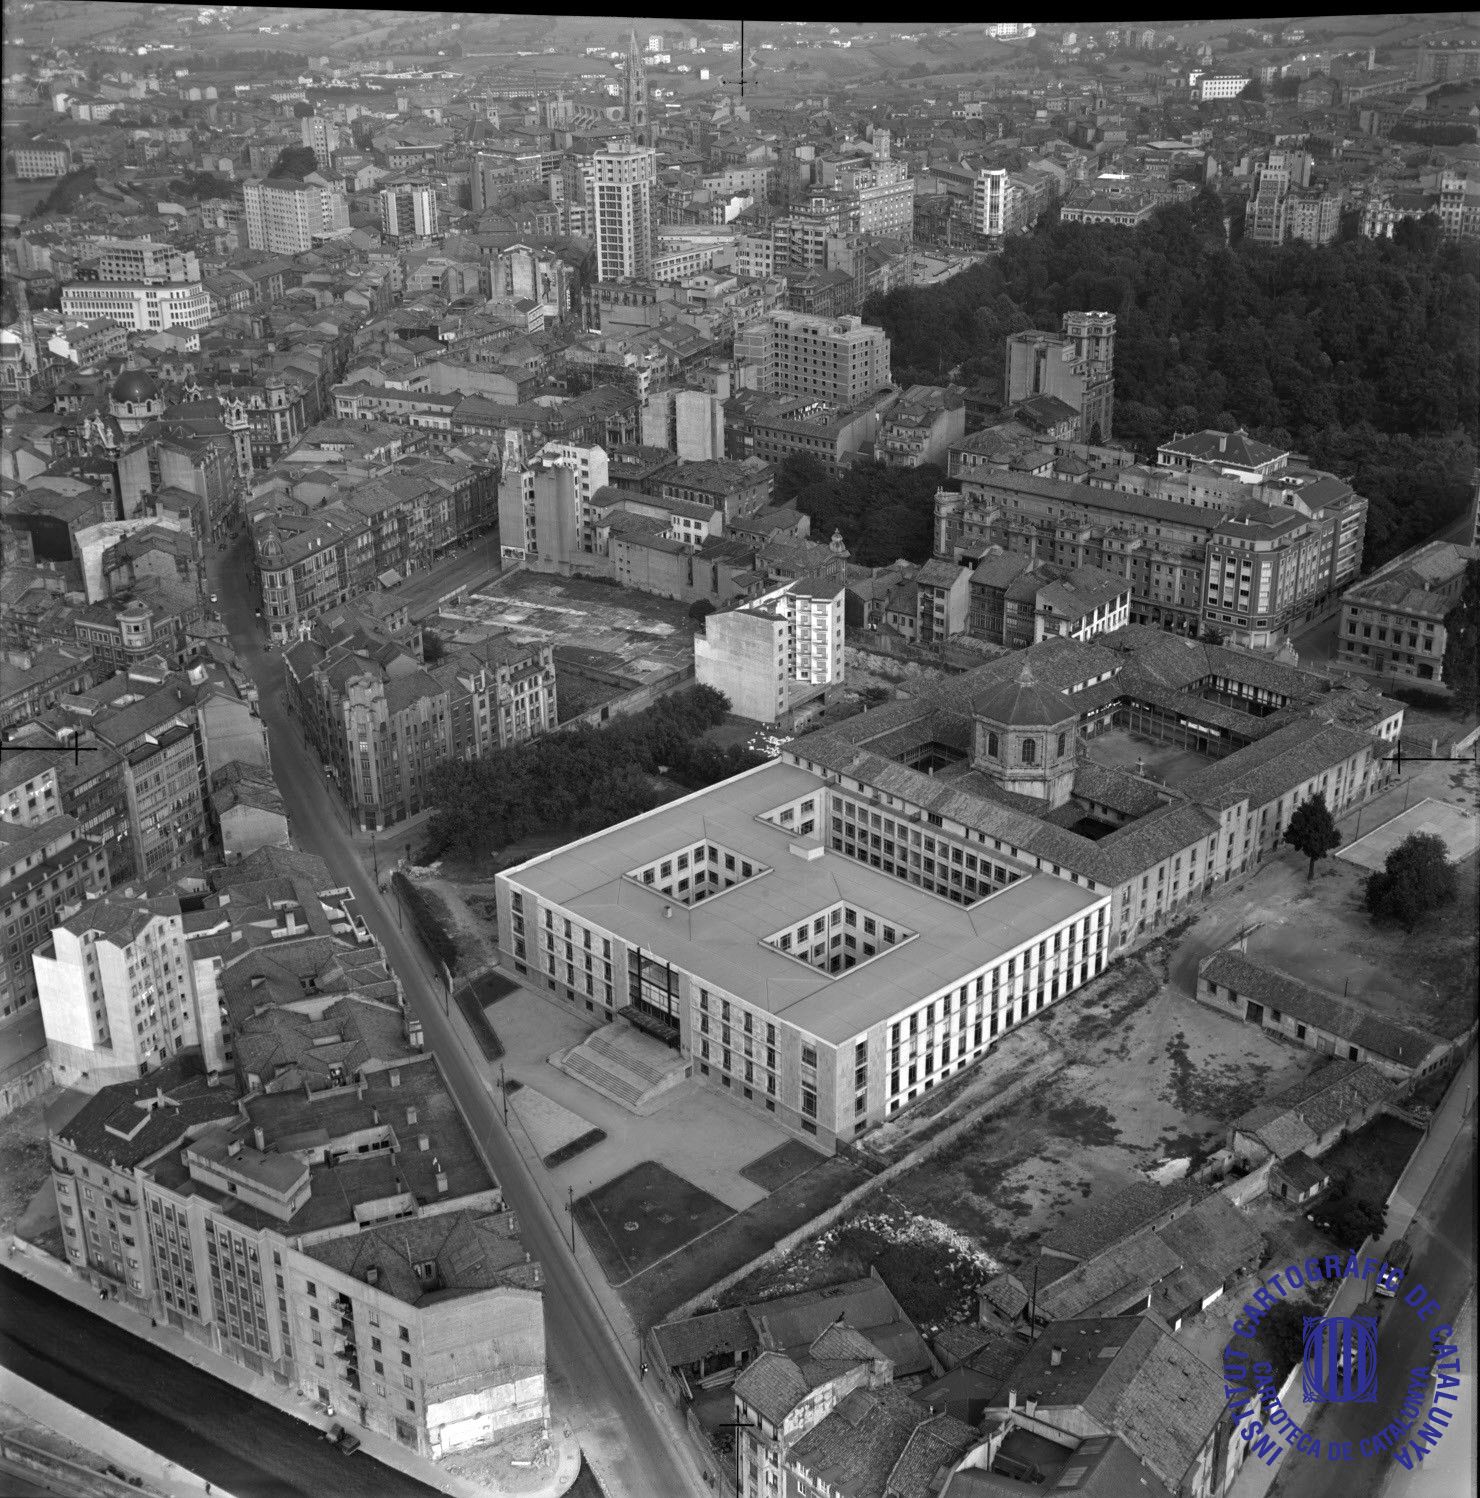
[500,1063,508,1126]
[567,1186,576,1254]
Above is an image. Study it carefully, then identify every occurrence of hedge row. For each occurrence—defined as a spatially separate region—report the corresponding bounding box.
[392,872,458,975]
[544,1129,607,1169]
[454,986,504,1061]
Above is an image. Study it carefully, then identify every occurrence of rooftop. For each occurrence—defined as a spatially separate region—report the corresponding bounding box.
[505,761,1102,1046]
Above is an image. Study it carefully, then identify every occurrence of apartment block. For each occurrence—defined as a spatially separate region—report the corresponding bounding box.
[0,782,109,1027]
[589,140,658,282]
[972,168,1011,237]
[1004,312,1116,443]
[243,177,350,255]
[695,577,845,725]
[35,890,219,1092]
[93,239,202,284]
[380,183,438,240]
[1337,540,1480,683]
[736,311,891,406]
[16,143,70,178]
[286,614,556,830]
[48,1046,547,1456]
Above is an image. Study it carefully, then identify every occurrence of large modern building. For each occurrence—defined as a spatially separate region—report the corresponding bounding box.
[972,167,1011,237]
[497,624,1402,1151]
[734,311,891,406]
[589,140,658,282]
[94,239,202,285]
[243,177,350,254]
[60,280,213,333]
[379,182,438,240]
[495,757,1108,1151]
[695,577,846,724]
[1336,539,1479,683]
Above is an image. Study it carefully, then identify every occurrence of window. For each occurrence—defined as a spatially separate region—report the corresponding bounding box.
[986,730,998,757]
[1021,738,1036,765]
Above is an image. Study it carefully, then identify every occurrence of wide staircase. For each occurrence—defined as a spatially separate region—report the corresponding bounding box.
[551,1022,691,1115]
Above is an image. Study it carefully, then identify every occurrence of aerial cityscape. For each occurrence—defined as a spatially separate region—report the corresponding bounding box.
[0,8,1476,1498]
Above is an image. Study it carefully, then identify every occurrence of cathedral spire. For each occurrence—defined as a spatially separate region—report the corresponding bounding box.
[624,29,649,146]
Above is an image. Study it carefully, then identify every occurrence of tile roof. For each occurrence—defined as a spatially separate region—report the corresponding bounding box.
[1203,951,1451,1058]
[733,1350,811,1424]
[1040,1180,1200,1263]
[1231,1057,1395,1160]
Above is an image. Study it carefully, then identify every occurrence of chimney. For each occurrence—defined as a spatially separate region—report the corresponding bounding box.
[436,1164,448,1195]
[1050,1346,1064,1367]
[1219,434,1227,453]
[227,1139,242,1158]
[372,1107,379,1124]
[389,1068,401,1087]
[418,1133,429,1151]
[405,1104,417,1125]
[253,1125,265,1152]
[1025,1393,1040,1416]
[1007,1389,1017,1411]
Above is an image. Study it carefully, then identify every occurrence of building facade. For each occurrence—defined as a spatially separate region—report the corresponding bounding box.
[1337,540,1479,683]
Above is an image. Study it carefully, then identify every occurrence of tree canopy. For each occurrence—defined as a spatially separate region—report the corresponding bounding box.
[422,685,765,865]
[863,198,1479,571]
[773,454,947,567]
[1364,831,1459,930]
[1441,558,1480,717]
[269,145,319,180]
[1283,793,1342,880]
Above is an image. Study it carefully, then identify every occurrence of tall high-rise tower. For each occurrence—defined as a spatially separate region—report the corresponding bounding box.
[624,29,649,146]
[590,139,658,281]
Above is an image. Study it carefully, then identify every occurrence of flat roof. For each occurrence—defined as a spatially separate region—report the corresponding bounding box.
[504,761,1104,1045]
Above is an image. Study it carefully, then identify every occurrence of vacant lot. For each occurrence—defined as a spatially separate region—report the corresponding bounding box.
[707,935,1317,1317]
[1244,850,1478,1040]
[0,1096,54,1240]
[1317,1116,1424,1215]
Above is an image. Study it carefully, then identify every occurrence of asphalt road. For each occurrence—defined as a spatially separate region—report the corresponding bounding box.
[1268,1117,1476,1498]
[0,1268,438,1498]
[213,539,697,1498]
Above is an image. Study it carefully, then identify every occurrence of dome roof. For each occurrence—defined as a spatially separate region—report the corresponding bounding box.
[110,368,159,406]
[973,662,1076,728]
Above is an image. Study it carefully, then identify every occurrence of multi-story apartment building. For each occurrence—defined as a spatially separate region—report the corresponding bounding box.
[1196,74,1250,100]
[252,452,496,643]
[34,889,220,1092]
[0,772,109,1028]
[300,114,339,172]
[1438,170,1480,243]
[965,555,1132,648]
[735,311,891,406]
[936,442,1367,645]
[1004,312,1116,442]
[875,385,967,468]
[60,279,214,333]
[380,182,438,240]
[972,167,1012,237]
[286,618,557,830]
[48,1048,547,1456]
[497,441,611,563]
[1337,540,1480,683]
[726,391,897,476]
[93,239,202,284]
[15,143,70,178]
[589,141,658,282]
[243,177,350,254]
[695,577,845,725]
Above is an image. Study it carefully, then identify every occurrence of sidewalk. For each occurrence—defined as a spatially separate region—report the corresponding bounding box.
[3,1236,580,1498]
[1228,1046,1478,1498]
[1,1370,222,1498]
[438,972,720,1497]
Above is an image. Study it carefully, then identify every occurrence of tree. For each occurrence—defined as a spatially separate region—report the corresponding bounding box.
[421,629,445,664]
[1441,559,1480,717]
[1258,1299,1307,1379]
[293,100,315,118]
[269,145,318,179]
[1364,832,1459,930]
[1283,792,1342,880]
[1322,1194,1387,1252]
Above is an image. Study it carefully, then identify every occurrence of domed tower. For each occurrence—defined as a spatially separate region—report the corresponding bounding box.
[109,368,163,434]
[970,661,1078,808]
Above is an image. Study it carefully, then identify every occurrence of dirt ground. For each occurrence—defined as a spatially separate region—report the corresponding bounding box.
[413,875,501,974]
[0,1095,56,1240]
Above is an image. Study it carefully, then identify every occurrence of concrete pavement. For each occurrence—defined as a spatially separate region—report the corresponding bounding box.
[211,535,705,1497]
[1228,1047,1477,1498]
[1380,1291,1475,1498]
